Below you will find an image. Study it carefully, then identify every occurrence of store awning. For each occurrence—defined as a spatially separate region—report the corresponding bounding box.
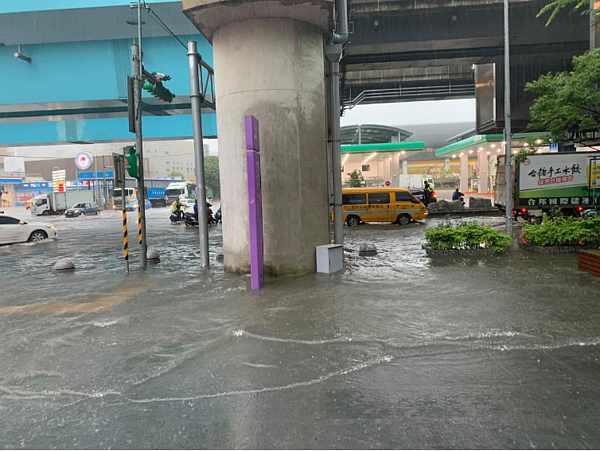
[435,133,548,157]
[341,142,425,154]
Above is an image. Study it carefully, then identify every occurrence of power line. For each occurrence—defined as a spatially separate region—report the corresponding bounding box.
[145,7,188,51]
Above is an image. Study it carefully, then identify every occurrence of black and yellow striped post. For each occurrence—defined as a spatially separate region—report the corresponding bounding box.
[123,209,130,273]
[137,204,142,246]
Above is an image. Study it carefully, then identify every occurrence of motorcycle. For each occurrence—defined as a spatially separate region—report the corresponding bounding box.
[184,206,217,228]
[215,207,222,223]
[170,206,185,223]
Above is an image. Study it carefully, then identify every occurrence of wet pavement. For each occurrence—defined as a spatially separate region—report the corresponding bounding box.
[1,207,600,449]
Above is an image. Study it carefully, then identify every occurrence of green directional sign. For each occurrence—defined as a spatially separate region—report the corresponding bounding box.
[123,146,139,179]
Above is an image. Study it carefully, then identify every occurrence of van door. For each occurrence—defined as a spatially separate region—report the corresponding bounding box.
[368,192,391,222]
[394,191,420,218]
[342,192,368,223]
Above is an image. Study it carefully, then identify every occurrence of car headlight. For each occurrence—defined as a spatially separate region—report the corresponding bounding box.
[74,209,79,213]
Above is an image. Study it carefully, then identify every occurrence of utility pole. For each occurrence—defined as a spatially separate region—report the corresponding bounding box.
[503,0,513,238]
[94,157,98,203]
[132,15,148,268]
[187,41,210,268]
[102,156,108,208]
[325,0,349,245]
[326,44,344,245]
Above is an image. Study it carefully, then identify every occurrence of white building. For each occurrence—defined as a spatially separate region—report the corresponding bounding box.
[7,140,211,181]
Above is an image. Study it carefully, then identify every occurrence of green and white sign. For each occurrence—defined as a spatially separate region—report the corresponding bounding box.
[518,153,600,207]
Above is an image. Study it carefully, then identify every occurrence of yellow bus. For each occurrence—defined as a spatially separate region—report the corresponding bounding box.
[340,188,428,226]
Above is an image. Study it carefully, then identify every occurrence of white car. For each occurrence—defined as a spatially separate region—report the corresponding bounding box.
[180,198,197,212]
[180,198,196,207]
[0,213,58,245]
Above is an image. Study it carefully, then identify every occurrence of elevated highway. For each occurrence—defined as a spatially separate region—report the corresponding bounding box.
[343,0,589,123]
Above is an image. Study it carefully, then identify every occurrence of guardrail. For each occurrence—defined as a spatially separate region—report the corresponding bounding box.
[344,82,475,110]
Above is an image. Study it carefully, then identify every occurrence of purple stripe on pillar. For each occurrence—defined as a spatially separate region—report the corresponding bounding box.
[245,115,260,151]
[245,115,264,290]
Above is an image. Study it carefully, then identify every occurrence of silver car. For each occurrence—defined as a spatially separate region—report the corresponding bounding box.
[65,202,101,217]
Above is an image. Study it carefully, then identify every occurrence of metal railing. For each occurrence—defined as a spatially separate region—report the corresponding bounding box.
[198,60,216,111]
[343,82,475,110]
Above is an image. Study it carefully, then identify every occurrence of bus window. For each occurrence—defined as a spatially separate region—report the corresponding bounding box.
[342,193,367,205]
[368,193,390,204]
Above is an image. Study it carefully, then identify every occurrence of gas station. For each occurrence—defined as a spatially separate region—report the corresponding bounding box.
[435,132,549,193]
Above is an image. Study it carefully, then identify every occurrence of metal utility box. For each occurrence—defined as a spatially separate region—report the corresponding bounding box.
[316,244,343,274]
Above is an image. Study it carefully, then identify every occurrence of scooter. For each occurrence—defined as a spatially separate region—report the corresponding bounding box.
[170,207,185,223]
[184,206,217,228]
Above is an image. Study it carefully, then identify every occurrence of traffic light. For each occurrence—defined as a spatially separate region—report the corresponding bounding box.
[142,80,157,96]
[124,146,139,179]
[143,81,175,103]
[113,154,124,187]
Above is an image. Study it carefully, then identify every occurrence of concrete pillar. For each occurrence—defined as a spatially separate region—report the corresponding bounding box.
[210,18,329,275]
[391,152,400,183]
[383,156,392,182]
[460,152,469,192]
[401,160,408,175]
[377,160,385,182]
[478,151,489,193]
[444,158,450,172]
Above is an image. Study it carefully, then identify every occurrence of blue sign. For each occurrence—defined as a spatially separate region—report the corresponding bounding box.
[17,182,50,190]
[78,171,114,179]
[0,178,23,184]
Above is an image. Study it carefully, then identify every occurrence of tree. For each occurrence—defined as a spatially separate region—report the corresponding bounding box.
[347,170,365,187]
[204,155,220,199]
[538,0,597,26]
[525,49,600,144]
[168,171,185,179]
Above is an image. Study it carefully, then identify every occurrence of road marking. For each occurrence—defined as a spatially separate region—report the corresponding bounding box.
[0,279,158,315]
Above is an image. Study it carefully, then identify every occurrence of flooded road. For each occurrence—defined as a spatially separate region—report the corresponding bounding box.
[1,207,600,449]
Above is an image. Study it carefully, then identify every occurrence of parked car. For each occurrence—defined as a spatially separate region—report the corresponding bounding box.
[409,188,438,204]
[125,199,152,211]
[0,213,57,245]
[65,202,101,217]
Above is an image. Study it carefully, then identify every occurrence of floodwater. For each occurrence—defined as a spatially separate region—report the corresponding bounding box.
[1,207,600,449]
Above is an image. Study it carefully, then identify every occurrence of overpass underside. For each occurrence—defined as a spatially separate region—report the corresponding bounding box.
[343,0,589,122]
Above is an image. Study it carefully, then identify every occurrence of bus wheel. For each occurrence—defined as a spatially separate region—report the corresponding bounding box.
[346,216,360,227]
[396,214,411,226]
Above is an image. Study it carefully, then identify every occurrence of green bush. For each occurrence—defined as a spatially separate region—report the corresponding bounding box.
[522,214,600,247]
[425,221,512,252]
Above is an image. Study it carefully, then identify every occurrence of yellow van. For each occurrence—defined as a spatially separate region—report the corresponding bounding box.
[340,188,428,226]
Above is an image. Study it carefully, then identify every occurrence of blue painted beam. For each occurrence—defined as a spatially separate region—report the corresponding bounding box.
[1,1,180,14]
[0,113,217,146]
[0,34,212,104]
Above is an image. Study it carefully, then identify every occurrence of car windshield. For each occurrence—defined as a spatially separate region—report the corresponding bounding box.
[166,188,184,196]
[72,203,86,208]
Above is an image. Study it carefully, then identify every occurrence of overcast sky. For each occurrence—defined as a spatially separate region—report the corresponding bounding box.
[7,99,476,157]
[202,99,476,154]
[341,99,476,128]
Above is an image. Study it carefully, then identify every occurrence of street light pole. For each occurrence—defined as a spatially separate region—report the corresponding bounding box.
[187,41,210,268]
[503,0,514,238]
